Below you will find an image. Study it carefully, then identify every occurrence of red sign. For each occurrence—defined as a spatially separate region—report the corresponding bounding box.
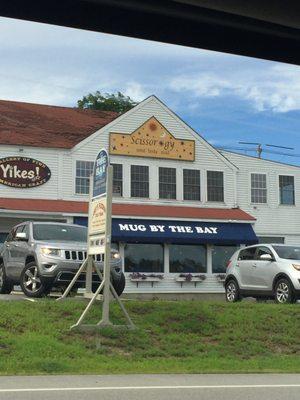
[0,157,51,188]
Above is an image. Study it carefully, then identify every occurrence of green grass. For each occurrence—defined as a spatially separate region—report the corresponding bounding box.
[0,299,299,375]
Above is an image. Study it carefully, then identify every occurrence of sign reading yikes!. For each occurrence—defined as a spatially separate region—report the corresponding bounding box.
[0,157,51,188]
[109,116,195,161]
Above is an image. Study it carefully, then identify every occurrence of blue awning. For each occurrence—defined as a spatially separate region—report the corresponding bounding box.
[112,218,258,245]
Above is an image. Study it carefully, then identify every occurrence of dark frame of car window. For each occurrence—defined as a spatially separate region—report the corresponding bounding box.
[238,246,257,260]
[254,246,275,261]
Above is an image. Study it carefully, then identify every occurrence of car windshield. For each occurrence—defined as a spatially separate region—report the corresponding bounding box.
[273,245,300,260]
[33,224,87,242]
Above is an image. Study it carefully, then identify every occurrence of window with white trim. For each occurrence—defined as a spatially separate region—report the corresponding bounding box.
[183,169,200,201]
[279,175,295,205]
[75,161,94,194]
[251,173,267,203]
[112,164,123,197]
[207,171,224,202]
[131,165,149,198]
[159,167,176,199]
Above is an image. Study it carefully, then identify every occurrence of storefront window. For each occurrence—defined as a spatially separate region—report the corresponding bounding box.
[0,232,8,244]
[169,244,206,273]
[212,245,238,273]
[124,243,164,273]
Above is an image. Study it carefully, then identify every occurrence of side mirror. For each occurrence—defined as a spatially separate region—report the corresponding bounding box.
[260,253,273,261]
[16,232,28,241]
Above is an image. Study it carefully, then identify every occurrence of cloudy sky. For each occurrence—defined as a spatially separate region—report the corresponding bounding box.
[1,17,300,164]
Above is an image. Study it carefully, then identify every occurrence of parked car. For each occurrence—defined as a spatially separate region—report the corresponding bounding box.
[0,221,125,298]
[225,244,300,303]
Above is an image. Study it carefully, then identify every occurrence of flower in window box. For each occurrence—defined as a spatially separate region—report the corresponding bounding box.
[216,273,226,282]
[179,273,206,281]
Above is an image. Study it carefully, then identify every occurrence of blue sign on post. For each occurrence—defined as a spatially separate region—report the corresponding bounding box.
[93,149,109,198]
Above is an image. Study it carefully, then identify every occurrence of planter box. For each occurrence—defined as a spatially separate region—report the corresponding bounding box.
[175,277,205,288]
[130,277,162,288]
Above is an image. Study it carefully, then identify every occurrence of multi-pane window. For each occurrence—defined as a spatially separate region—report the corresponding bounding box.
[169,244,206,273]
[251,173,267,203]
[124,243,164,273]
[183,169,200,201]
[75,161,94,194]
[131,165,149,198]
[207,171,224,202]
[159,167,176,199]
[279,175,295,205]
[112,164,123,197]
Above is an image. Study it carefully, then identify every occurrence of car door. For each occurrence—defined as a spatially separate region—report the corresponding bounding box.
[236,246,257,289]
[8,225,26,278]
[14,224,30,279]
[251,246,277,291]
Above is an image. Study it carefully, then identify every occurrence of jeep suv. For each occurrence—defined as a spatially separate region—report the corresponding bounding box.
[0,221,125,298]
[225,244,300,303]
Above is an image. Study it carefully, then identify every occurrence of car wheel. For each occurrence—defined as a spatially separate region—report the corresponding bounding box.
[225,279,241,302]
[20,262,50,298]
[274,278,296,304]
[0,263,14,294]
[112,272,126,297]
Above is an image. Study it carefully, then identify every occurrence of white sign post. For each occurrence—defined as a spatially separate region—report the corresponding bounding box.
[58,148,135,331]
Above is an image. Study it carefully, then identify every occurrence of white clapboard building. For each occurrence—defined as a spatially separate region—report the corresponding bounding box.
[0,96,299,296]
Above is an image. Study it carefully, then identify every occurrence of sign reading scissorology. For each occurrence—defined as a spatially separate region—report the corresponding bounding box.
[109,116,195,161]
[0,157,51,188]
[93,149,108,198]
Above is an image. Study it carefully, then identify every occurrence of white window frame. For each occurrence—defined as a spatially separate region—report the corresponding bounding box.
[250,172,268,204]
[278,173,295,206]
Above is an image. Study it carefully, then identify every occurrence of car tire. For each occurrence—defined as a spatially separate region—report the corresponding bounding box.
[274,278,296,304]
[225,279,241,302]
[0,263,14,294]
[112,272,126,297]
[20,262,51,298]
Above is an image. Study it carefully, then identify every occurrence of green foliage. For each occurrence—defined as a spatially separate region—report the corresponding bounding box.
[0,300,299,375]
[77,91,137,113]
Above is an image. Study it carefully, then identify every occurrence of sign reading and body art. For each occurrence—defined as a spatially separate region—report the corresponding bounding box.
[88,148,110,255]
[109,116,195,161]
[0,157,51,188]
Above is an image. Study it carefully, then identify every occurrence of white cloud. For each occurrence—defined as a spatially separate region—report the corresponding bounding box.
[124,82,149,102]
[169,64,300,113]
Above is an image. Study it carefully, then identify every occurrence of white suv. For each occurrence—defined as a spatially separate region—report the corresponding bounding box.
[225,244,300,303]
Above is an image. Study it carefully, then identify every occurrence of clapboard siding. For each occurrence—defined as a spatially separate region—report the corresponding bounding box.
[222,151,300,237]
[69,97,237,207]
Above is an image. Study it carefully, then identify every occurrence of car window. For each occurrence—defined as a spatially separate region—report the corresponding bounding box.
[13,225,24,240]
[238,247,256,260]
[23,225,29,238]
[255,246,274,260]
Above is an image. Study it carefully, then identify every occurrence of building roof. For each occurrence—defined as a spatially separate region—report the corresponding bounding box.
[0,198,256,221]
[0,100,118,149]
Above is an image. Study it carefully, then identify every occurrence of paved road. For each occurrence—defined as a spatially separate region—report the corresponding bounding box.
[0,374,299,400]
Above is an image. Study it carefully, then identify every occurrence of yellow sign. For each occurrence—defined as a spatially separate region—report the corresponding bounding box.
[89,197,107,235]
[109,117,195,161]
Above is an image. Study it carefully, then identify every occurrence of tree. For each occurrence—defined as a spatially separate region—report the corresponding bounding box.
[77,91,137,113]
